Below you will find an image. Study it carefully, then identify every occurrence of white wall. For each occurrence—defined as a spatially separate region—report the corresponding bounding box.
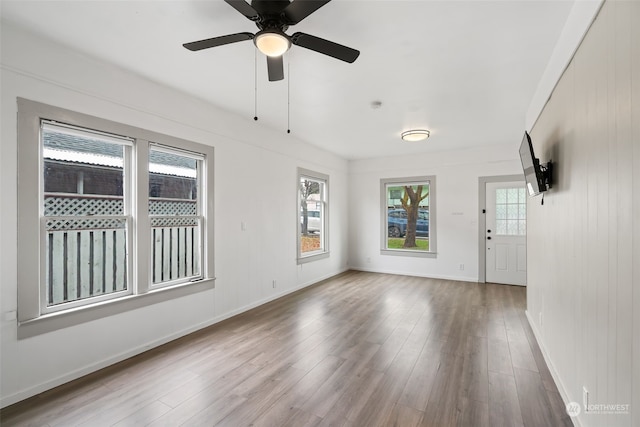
[348,147,522,281]
[526,0,603,130]
[527,1,640,426]
[0,23,349,407]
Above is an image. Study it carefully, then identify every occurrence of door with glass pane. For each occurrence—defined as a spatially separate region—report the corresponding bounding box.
[485,181,527,285]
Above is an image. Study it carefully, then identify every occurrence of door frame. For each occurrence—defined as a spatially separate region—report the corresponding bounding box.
[478,174,524,283]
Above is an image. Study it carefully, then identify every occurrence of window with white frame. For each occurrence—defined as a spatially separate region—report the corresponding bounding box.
[297,168,329,263]
[381,176,436,257]
[17,98,215,337]
[494,187,526,236]
[42,122,133,312]
[149,145,203,287]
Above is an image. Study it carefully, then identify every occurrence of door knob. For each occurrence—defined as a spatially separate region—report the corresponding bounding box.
[487,236,492,240]
[487,229,491,233]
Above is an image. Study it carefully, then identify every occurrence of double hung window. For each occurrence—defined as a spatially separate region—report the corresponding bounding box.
[42,122,133,312]
[17,99,214,336]
[297,168,329,263]
[149,146,203,287]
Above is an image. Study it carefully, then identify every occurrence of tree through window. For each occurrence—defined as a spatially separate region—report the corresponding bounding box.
[381,176,436,257]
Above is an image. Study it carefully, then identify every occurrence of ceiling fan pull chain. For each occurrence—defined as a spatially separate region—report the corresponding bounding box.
[287,59,291,134]
[254,48,258,121]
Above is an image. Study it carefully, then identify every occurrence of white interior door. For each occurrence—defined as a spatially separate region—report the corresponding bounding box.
[485,181,527,285]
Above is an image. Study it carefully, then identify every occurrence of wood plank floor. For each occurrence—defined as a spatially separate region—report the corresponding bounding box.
[0,271,574,427]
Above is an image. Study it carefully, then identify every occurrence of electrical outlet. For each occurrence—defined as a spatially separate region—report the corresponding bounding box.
[583,386,589,411]
[272,280,276,288]
[459,263,464,271]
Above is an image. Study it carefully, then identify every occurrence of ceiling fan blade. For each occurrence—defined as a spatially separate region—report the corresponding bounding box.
[183,32,254,51]
[267,55,284,81]
[224,0,260,21]
[291,32,360,63]
[282,0,331,25]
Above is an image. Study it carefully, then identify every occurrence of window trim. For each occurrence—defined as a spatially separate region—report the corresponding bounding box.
[380,175,437,258]
[297,168,329,264]
[17,98,215,338]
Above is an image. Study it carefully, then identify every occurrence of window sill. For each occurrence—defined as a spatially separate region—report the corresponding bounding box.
[17,278,215,339]
[297,251,330,265]
[380,249,437,259]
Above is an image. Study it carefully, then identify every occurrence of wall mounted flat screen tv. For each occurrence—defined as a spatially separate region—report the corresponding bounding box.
[519,131,550,196]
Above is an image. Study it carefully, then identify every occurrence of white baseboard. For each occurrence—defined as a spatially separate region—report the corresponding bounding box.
[525,310,581,427]
[0,267,349,409]
[349,266,479,283]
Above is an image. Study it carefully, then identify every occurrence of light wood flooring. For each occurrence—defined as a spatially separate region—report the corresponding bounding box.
[1,271,573,426]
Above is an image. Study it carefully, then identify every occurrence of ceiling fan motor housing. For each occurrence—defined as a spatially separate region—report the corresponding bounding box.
[252,0,291,31]
[251,0,293,18]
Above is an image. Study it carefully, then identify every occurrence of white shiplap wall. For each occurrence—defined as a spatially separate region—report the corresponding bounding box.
[527,1,640,426]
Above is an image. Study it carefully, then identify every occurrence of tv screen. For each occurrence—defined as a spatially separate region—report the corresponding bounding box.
[519,131,546,196]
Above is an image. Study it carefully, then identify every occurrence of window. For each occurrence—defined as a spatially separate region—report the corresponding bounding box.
[381,176,436,257]
[495,187,526,235]
[17,98,215,337]
[297,168,329,263]
[42,122,132,313]
[149,146,203,287]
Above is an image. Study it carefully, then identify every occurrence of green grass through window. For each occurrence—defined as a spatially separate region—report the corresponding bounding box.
[387,238,429,251]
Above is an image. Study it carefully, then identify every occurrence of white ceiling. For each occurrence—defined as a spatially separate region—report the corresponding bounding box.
[1,0,575,160]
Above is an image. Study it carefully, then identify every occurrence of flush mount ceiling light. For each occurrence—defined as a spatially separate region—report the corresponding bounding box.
[254,29,291,57]
[401,129,430,142]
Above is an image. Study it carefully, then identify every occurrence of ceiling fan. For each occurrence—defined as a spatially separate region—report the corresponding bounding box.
[183,0,360,82]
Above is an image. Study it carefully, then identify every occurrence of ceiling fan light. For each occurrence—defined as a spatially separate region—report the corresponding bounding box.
[401,129,430,142]
[255,30,291,57]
